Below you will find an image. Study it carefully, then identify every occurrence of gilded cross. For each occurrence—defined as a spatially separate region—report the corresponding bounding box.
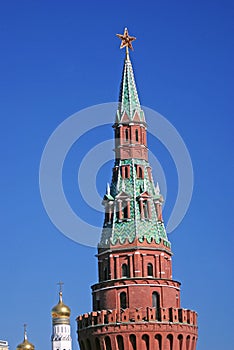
[57,281,64,293]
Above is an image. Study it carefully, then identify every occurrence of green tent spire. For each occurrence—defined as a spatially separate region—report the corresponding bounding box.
[99,29,170,249]
[118,54,142,119]
[116,28,145,123]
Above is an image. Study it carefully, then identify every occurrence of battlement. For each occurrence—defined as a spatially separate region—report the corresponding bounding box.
[77,306,197,330]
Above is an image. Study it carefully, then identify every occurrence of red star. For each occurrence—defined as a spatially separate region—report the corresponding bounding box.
[116,28,136,51]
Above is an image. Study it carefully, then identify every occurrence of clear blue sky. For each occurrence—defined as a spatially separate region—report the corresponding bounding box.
[0,1,233,349]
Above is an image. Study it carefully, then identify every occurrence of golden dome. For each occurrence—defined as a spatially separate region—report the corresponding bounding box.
[17,327,35,350]
[51,291,71,318]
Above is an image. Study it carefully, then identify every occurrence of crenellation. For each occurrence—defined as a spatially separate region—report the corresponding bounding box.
[77,307,198,330]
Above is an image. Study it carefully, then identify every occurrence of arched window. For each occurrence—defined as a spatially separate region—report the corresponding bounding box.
[125,166,129,178]
[95,297,100,311]
[186,336,190,350]
[80,341,85,350]
[191,337,196,350]
[123,203,128,219]
[125,129,129,141]
[135,165,144,179]
[140,199,151,220]
[86,339,92,350]
[113,167,118,181]
[143,200,149,219]
[178,335,183,350]
[135,129,139,142]
[152,291,159,308]
[129,334,136,350]
[120,291,127,309]
[142,334,149,350]
[138,166,143,178]
[117,335,124,350]
[152,292,160,320]
[104,266,108,280]
[147,263,153,276]
[167,334,173,350]
[105,336,112,350]
[155,334,162,350]
[121,166,130,179]
[122,263,129,278]
[95,338,101,350]
[147,167,152,181]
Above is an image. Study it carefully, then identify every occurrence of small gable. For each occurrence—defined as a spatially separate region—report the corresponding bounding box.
[133,111,141,122]
[121,112,130,123]
[138,191,151,199]
[116,191,131,199]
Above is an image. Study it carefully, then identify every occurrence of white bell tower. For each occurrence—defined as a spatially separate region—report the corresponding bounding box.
[51,282,72,350]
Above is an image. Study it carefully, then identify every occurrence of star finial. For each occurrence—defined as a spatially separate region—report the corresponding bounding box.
[116,28,136,59]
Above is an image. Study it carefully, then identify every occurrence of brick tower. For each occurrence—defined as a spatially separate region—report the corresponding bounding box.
[77,28,198,350]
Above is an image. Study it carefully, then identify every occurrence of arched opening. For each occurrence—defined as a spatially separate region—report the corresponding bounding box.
[121,166,130,179]
[166,334,173,350]
[104,266,108,280]
[186,335,190,350]
[142,334,149,350]
[86,339,92,350]
[125,166,129,178]
[147,263,153,276]
[122,263,129,278]
[123,204,128,219]
[125,129,129,141]
[122,201,130,219]
[155,334,162,350]
[117,335,124,350]
[115,128,120,147]
[105,336,112,350]
[129,334,136,350]
[95,338,101,350]
[191,337,196,350]
[138,166,143,178]
[79,341,85,350]
[143,201,148,218]
[152,292,160,320]
[135,129,139,142]
[120,291,127,309]
[178,335,183,350]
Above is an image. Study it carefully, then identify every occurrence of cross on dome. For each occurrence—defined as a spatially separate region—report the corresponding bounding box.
[57,281,64,293]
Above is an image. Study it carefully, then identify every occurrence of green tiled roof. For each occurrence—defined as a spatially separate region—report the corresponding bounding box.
[100,159,170,247]
[99,53,170,248]
[116,55,146,123]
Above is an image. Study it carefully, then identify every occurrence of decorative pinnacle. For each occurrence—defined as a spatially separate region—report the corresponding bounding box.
[116,28,136,59]
[107,183,110,196]
[155,182,160,195]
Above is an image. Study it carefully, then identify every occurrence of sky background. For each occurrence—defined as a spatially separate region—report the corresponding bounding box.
[0,1,233,349]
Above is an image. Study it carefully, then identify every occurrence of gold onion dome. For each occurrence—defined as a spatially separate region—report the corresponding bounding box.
[17,328,35,350]
[51,291,71,318]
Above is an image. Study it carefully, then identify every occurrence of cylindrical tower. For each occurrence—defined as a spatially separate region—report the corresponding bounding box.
[77,28,198,350]
[51,289,72,350]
